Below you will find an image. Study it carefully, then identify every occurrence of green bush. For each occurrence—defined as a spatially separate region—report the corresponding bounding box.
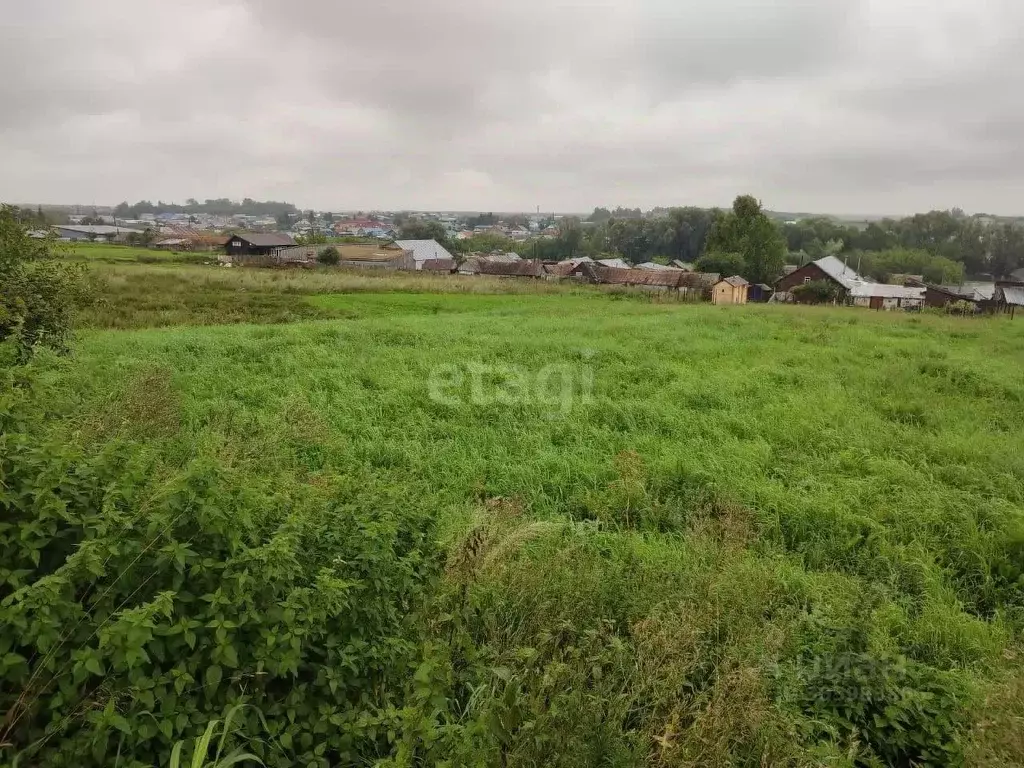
[792,279,842,304]
[317,246,340,266]
[0,376,442,767]
[793,651,971,765]
[0,205,86,361]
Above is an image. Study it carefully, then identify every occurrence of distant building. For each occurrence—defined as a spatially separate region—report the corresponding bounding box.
[254,243,415,270]
[394,239,457,270]
[711,276,749,305]
[223,232,296,260]
[53,224,144,242]
[596,258,632,269]
[420,258,457,273]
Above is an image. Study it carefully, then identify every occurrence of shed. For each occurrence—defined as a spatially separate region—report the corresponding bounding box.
[748,283,773,303]
[711,275,749,305]
[669,260,695,271]
[995,285,1024,318]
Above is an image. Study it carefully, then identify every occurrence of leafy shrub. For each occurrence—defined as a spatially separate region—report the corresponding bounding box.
[792,279,842,304]
[0,375,442,767]
[0,205,87,361]
[945,299,976,316]
[317,246,340,266]
[793,651,970,765]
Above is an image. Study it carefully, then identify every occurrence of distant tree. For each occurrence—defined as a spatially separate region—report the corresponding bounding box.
[695,251,746,276]
[306,210,315,225]
[317,246,340,265]
[588,207,612,223]
[706,195,786,283]
[987,222,1024,278]
[275,211,292,230]
[296,232,328,245]
[605,218,652,264]
[399,220,449,244]
[860,247,963,285]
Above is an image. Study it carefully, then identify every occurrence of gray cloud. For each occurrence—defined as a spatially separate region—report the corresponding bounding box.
[2,0,1024,214]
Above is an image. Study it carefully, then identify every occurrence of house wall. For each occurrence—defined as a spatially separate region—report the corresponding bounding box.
[924,287,959,307]
[775,263,833,292]
[711,283,747,304]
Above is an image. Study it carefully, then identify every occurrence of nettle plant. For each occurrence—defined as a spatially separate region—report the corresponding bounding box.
[0,377,442,768]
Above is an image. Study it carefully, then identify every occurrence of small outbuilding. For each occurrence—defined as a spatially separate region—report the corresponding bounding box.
[995,285,1024,318]
[711,275,749,305]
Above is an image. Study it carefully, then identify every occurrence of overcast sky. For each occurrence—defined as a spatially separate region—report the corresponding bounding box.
[2,1,1022,215]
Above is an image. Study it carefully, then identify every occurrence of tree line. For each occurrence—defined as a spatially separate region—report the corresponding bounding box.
[404,198,1024,283]
[113,198,299,219]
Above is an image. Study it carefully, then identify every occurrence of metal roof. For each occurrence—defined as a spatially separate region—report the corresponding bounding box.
[474,259,545,277]
[596,258,632,269]
[229,232,295,247]
[394,239,455,268]
[636,262,680,271]
[813,255,866,289]
[594,267,682,287]
[719,275,749,287]
[1000,286,1024,306]
[57,224,144,235]
[936,282,996,301]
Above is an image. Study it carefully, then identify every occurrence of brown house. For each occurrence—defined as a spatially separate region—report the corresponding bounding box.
[775,255,863,294]
[223,232,296,260]
[711,275,749,304]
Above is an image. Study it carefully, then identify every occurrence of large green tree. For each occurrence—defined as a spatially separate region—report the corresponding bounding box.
[706,195,786,283]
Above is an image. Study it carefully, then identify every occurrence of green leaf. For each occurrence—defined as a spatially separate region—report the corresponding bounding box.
[205,664,223,692]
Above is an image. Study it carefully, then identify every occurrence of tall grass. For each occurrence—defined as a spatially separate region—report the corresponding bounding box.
[12,279,1024,765]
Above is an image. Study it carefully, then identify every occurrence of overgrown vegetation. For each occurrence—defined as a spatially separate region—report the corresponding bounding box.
[0,205,87,361]
[2,260,1023,766]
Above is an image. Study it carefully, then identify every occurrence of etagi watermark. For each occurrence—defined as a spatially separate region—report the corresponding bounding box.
[428,353,595,417]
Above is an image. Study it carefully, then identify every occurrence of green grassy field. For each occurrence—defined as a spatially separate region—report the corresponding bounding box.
[7,262,1024,766]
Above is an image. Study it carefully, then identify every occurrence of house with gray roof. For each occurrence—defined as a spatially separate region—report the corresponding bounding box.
[394,239,456,270]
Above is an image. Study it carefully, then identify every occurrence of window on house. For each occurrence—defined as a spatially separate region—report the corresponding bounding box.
[803,276,811,284]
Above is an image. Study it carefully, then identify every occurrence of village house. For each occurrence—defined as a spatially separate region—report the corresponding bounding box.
[394,239,457,270]
[775,255,924,309]
[711,276,749,305]
[223,232,296,261]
